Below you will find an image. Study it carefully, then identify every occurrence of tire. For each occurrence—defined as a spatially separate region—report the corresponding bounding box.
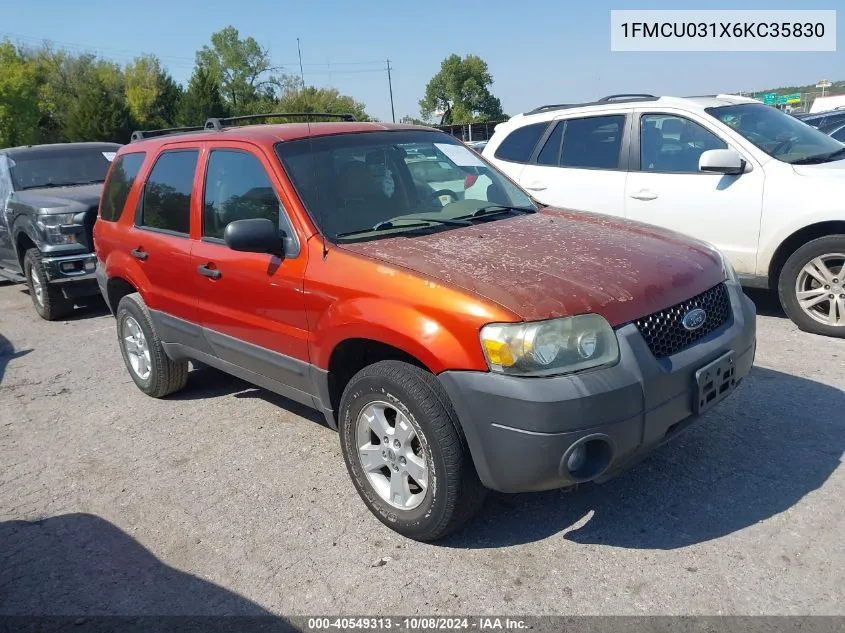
[23,249,72,321]
[778,235,845,338]
[115,292,189,397]
[338,360,486,541]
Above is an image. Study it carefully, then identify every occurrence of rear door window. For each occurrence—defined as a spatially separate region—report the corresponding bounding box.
[138,150,198,235]
[100,152,146,222]
[493,122,549,163]
[560,115,626,169]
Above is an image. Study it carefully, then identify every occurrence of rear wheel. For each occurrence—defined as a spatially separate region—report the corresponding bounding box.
[778,235,845,338]
[116,292,188,397]
[338,360,486,541]
[23,249,72,321]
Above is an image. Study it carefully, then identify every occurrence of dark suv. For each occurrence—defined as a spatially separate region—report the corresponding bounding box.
[95,114,756,541]
[0,142,121,319]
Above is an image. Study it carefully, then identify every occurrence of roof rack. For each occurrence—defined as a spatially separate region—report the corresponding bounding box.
[204,112,357,130]
[524,93,659,116]
[129,125,206,142]
[597,93,657,102]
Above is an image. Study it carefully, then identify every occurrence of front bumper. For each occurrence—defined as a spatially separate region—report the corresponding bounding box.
[438,281,757,493]
[42,253,98,284]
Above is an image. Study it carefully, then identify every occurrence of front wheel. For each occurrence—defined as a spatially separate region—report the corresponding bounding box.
[778,235,845,337]
[338,360,486,541]
[23,249,72,321]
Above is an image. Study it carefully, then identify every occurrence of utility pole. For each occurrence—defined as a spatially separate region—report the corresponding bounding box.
[297,38,306,89]
[387,59,396,123]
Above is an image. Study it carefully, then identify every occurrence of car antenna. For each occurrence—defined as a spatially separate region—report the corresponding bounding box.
[299,37,328,260]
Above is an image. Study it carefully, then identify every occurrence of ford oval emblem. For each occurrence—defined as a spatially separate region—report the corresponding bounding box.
[682,308,707,331]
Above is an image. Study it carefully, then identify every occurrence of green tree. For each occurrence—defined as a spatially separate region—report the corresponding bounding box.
[176,65,228,126]
[0,40,42,147]
[124,55,182,129]
[275,84,370,121]
[195,26,288,114]
[419,54,504,125]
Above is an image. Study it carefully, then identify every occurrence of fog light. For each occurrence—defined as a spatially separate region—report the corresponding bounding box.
[84,261,96,271]
[576,331,598,359]
[567,444,587,473]
[60,262,75,272]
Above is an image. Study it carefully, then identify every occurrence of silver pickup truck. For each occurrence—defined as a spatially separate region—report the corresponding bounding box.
[0,142,120,320]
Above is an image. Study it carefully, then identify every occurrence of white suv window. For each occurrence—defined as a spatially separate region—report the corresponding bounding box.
[493,122,549,163]
[640,114,726,173]
[534,115,626,169]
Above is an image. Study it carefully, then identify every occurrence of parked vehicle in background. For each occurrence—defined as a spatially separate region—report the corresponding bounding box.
[820,122,845,143]
[0,142,120,319]
[95,114,755,541]
[466,140,488,153]
[793,109,845,130]
[483,93,845,337]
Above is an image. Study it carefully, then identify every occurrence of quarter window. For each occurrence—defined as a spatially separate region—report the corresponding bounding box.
[493,122,549,163]
[560,115,626,169]
[100,153,146,222]
[640,114,727,173]
[139,150,198,235]
[203,150,282,240]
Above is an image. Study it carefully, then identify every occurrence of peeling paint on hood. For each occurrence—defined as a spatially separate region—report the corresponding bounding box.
[340,208,726,326]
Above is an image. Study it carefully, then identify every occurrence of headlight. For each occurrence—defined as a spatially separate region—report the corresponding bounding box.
[37,213,78,244]
[480,314,620,377]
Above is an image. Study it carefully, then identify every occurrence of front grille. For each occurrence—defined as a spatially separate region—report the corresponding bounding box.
[633,283,731,358]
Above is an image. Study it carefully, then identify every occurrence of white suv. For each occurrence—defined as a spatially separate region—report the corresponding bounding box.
[483,93,845,337]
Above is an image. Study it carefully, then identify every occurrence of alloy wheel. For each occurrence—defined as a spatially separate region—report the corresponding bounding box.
[795,253,845,327]
[355,400,429,510]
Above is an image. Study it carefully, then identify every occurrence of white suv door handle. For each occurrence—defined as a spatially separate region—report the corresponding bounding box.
[630,189,658,201]
[524,181,547,191]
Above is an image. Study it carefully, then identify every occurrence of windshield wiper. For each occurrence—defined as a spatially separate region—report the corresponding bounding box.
[456,205,536,220]
[790,147,845,165]
[335,216,470,239]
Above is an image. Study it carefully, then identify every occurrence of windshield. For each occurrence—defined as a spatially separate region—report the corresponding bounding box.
[706,103,845,164]
[275,130,535,241]
[9,147,116,190]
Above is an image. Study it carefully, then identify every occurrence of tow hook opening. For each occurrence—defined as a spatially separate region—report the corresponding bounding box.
[562,435,614,482]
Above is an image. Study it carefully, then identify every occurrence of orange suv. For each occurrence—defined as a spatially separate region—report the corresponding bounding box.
[94,113,757,541]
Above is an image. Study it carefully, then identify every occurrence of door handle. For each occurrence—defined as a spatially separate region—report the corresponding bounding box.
[630,190,658,201]
[197,264,222,280]
[130,248,148,261]
[524,181,547,191]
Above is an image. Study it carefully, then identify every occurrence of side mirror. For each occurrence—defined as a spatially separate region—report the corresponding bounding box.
[699,149,746,175]
[223,218,283,256]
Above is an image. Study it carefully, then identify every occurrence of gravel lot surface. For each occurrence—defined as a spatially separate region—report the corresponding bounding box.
[1,281,843,616]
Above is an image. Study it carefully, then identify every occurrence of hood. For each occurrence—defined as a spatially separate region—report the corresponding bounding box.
[791,157,845,176]
[341,208,726,326]
[12,183,103,214]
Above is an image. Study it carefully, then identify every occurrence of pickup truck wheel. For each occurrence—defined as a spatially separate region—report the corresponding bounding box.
[338,360,486,541]
[23,249,72,321]
[115,292,189,397]
[778,235,845,338]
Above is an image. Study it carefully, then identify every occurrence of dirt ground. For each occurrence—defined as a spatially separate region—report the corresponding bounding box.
[1,281,843,616]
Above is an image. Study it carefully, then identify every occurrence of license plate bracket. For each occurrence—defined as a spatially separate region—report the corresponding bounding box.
[694,351,737,415]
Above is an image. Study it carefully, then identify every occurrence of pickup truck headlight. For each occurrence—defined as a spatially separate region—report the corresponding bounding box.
[480,314,620,377]
[37,213,79,245]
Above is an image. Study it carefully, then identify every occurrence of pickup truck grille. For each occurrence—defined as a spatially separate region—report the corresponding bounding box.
[633,283,731,358]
